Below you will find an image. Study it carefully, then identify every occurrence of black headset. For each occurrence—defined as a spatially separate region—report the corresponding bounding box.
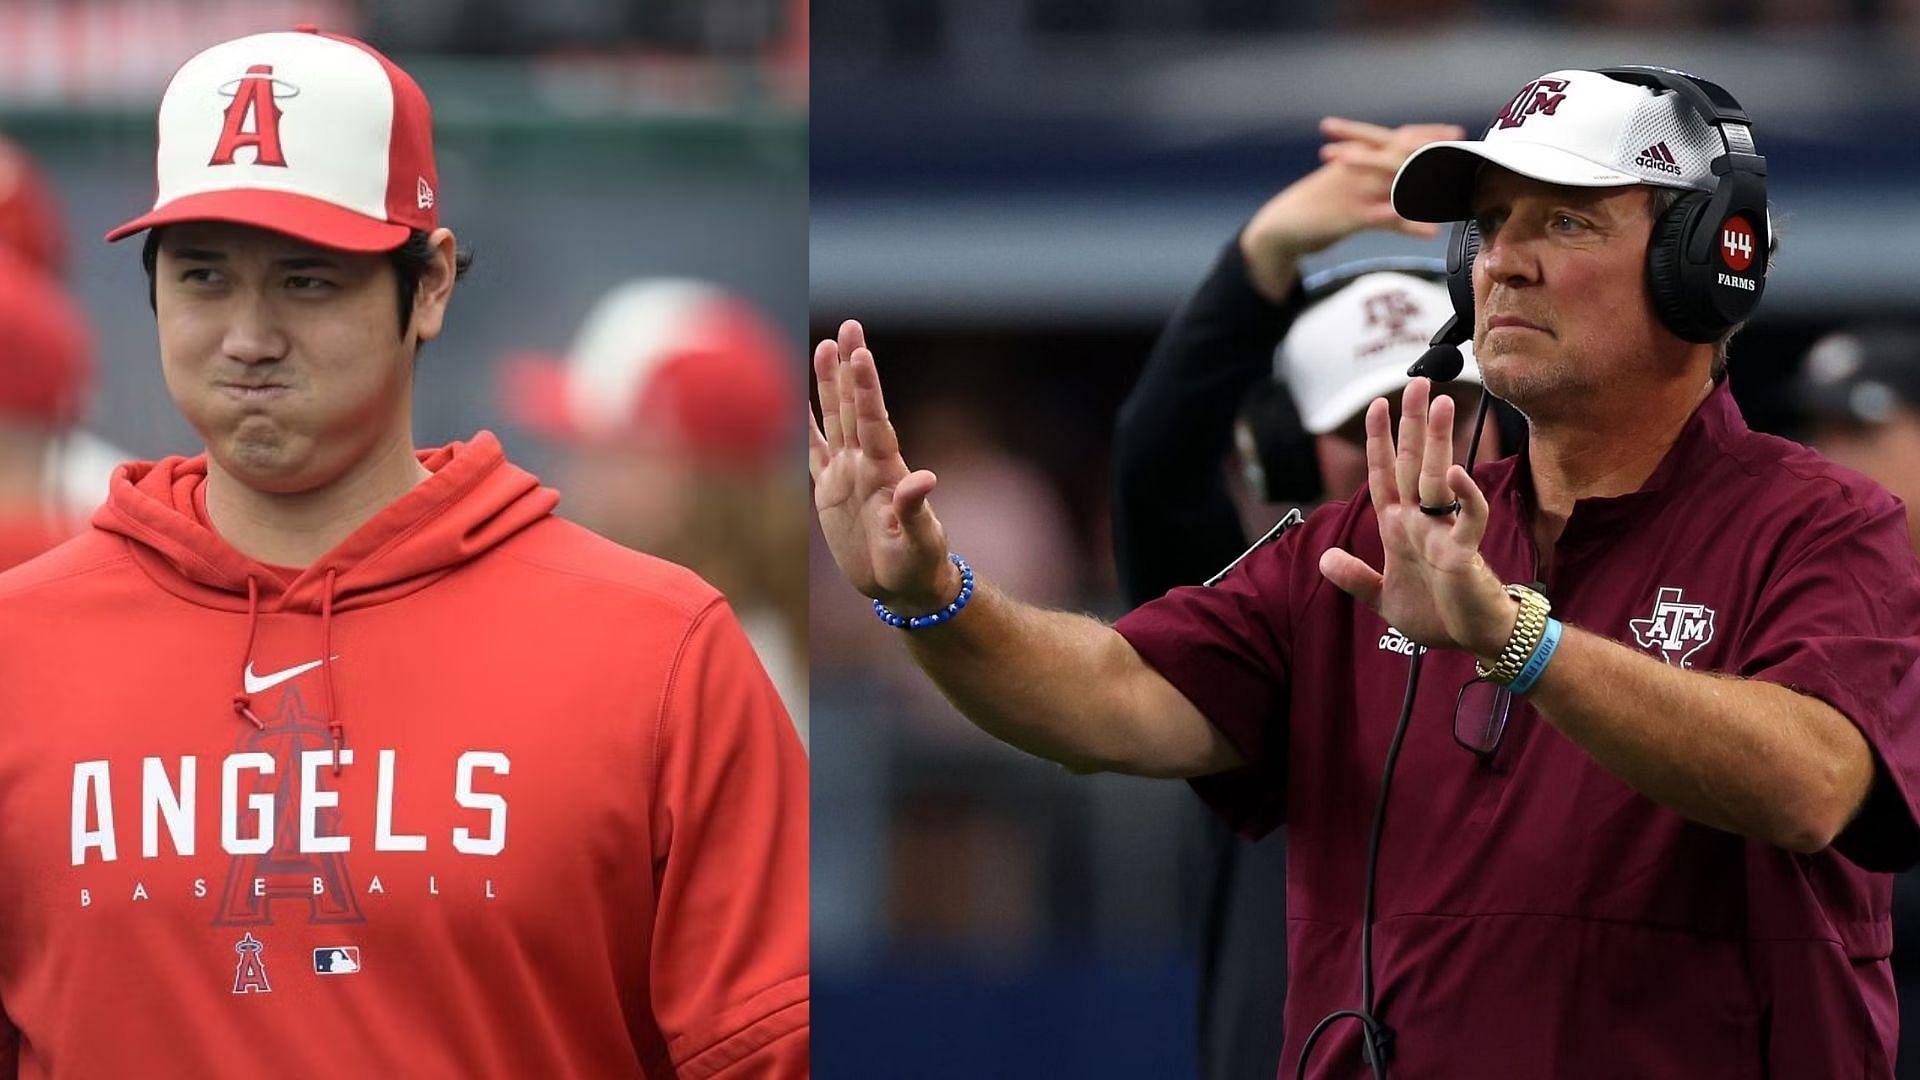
[1443,65,1770,346]
[1246,257,1528,504]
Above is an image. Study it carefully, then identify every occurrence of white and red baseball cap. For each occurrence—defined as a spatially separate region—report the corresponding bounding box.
[0,135,68,277]
[106,25,437,252]
[0,249,92,427]
[1392,68,1718,224]
[1279,270,1480,434]
[499,280,795,465]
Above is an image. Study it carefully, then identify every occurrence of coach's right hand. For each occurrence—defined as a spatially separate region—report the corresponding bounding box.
[1240,118,1466,302]
[809,319,961,616]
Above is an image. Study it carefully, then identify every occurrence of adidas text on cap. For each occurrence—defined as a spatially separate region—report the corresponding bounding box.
[106,25,438,252]
[1390,68,1718,224]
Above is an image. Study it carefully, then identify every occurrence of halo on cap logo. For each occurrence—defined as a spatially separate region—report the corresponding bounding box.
[215,66,302,102]
[1719,215,1755,272]
[209,63,300,169]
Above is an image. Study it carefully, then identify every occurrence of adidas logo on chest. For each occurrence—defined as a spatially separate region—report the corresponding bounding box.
[1377,626,1421,657]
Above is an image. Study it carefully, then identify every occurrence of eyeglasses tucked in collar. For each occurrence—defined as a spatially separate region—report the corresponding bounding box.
[1452,581,1547,767]
[1453,675,1515,767]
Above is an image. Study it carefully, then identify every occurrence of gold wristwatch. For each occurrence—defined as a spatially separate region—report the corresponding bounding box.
[1476,583,1551,686]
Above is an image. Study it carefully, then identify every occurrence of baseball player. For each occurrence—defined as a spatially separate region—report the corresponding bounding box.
[501,279,807,741]
[0,26,807,1078]
[0,134,65,279]
[0,132,141,542]
[814,67,1920,1076]
[0,250,92,571]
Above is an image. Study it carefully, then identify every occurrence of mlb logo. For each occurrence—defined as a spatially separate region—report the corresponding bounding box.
[313,946,362,975]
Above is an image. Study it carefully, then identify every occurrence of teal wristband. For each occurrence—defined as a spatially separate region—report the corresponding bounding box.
[1506,616,1562,696]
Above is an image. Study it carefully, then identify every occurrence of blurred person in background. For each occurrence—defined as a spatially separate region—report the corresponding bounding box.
[501,277,809,741]
[1797,324,1920,1080]
[0,130,138,533]
[0,26,807,1077]
[0,249,93,570]
[1799,325,1920,557]
[0,134,67,279]
[1111,117,1519,1080]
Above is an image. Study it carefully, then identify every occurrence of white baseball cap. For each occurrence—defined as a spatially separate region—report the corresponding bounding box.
[1279,270,1480,435]
[107,25,438,252]
[1392,68,1718,224]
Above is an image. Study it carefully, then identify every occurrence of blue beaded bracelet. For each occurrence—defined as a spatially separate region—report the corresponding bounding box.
[1506,616,1563,696]
[874,553,975,630]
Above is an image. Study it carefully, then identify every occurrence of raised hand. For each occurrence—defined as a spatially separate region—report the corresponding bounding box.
[808,320,962,615]
[1316,378,1515,657]
[1240,118,1466,301]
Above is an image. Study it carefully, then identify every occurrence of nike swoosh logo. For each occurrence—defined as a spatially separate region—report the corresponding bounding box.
[243,657,337,694]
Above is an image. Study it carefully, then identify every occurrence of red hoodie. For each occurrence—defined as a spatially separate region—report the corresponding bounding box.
[0,432,809,1078]
[0,515,73,575]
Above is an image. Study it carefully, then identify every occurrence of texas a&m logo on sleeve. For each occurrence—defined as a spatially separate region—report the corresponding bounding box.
[1628,586,1716,669]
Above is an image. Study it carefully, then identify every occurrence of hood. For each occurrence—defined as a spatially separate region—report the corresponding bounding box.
[91,430,558,771]
[94,430,557,613]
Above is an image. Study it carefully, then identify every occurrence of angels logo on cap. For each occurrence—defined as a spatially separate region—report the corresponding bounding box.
[106,25,438,252]
[209,64,295,168]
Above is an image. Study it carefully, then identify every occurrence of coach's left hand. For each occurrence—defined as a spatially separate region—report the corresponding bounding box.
[1319,378,1517,659]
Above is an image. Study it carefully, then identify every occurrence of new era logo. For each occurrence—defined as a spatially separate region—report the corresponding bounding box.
[416,177,435,210]
[1634,142,1683,176]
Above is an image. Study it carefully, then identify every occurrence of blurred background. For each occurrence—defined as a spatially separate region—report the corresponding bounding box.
[0,0,809,726]
[811,3,1920,1078]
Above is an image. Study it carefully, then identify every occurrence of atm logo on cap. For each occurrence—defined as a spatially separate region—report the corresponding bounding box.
[1496,78,1570,129]
[1356,290,1429,358]
[210,64,300,168]
[1363,290,1418,336]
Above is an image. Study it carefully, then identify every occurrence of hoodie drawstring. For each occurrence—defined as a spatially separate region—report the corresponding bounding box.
[231,575,264,729]
[323,568,345,776]
[231,570,346,777]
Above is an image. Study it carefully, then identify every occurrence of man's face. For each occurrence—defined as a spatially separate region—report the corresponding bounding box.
[1467,168,1679,415]
[154,222,416,495]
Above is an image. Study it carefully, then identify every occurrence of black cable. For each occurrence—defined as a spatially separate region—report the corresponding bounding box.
[1294,388,1497,1079]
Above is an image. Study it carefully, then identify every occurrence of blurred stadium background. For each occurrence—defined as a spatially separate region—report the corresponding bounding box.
[812,3,1920,1078]
[0,0,808,713]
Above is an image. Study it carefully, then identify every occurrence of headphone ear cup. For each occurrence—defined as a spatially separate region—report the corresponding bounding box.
[1645,191,1724,344]
[1447,220,1479,331]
